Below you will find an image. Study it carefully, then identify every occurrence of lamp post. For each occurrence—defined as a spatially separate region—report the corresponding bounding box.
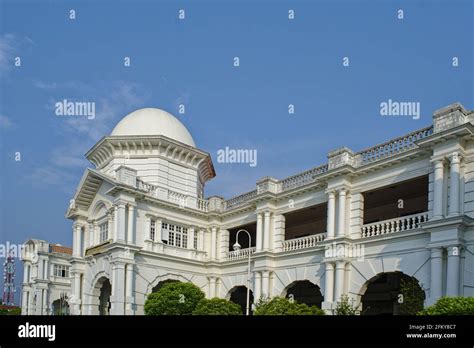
[233,229,252,316]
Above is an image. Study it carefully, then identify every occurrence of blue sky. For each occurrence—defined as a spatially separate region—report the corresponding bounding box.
[0,0,472,303]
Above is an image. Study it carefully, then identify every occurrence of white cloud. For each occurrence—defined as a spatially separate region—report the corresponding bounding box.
[0,33,35,78]
[0,114,13,129]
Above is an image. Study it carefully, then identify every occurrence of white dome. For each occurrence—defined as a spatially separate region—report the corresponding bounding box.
[111,108,196,147]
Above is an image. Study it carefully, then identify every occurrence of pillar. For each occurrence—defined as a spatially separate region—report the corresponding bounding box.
[261,271,270,298]
[334,261,346,302]
[72,272,81,314]
[209,277,216,298]
[42,289,48,315]
[254,271,262,301]
[125,264,135,314]
[73,224,82,257]
[327,191,336,239]
[337,189,346,237]
[433,160,445,219]
[446,246,460,296]
[110,263,125,315]
[127,205,135,244]
[448,153,461,216]
[430,248,443,303]
[256,212,263,251]
[22,291,28,315]
[324,263,334,303]
[188,227,195,249]
[114,204,126,242]
[199,230,205,251]
[273,214,285,252]
[219,229,229,259]
[263,211,271,251]
[211,227,217,260]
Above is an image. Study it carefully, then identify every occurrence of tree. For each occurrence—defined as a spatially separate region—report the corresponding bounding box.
[192,298,242,315]
[144,282,205,315]
[418,297,474,315]
[398,278,424,315]
[333,295,361,315]
[254,296,324,315]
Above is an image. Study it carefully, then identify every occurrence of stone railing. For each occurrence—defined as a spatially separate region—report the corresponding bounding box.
[226,247,256,261]
[224,190,258,210]
[136,178,209,212]
[361,212,428,238]
[354,126,433,166]
[281,164,329,191]
[282,233,326,252]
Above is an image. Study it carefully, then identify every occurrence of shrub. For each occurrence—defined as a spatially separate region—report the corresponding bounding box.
[192,298,242,315]
[333,295,361,315]
[144,282,205,315]
[0,307,21,315]
[254,296,324,315]
[418,297,474,315]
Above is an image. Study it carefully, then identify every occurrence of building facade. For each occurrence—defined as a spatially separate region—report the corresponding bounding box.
[22,103,474,315]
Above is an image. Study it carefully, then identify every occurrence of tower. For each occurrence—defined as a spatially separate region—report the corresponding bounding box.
[3,250,15,305]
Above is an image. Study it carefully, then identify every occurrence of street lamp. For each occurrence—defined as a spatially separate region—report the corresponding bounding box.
[233,229,252,316]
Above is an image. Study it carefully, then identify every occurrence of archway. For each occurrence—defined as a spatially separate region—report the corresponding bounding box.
[152,279,180,293]
[228,286,254,315]
[361,272,425,315]
[284,280,323,308]
[51,299,69,315]
[96,277,111,316]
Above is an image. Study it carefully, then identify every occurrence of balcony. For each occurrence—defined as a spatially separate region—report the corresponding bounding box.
[282,233,326,252]
[361,212,428,238]
[226,247,256,261]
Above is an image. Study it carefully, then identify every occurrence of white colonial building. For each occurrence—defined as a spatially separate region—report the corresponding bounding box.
[22,103,474,315]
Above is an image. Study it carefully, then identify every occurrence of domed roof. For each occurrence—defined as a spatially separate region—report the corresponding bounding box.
[111,108,196,147]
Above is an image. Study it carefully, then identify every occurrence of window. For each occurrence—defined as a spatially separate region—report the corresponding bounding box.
[53,264,69,278]
[150,220,156,241]
[193,232,198,250]
[163,222,188,248]
[99,222,108,243]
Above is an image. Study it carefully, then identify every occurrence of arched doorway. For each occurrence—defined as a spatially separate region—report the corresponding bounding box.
[284,280,323,308]
[51,299,69,315]
[229,286,254,315]
[361,272,425,315]
[97,278,111,316]
[152,279,180,293]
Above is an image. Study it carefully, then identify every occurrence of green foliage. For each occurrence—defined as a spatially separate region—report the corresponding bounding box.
[192,298,242,315]
[254,296,324,315]
[333,295,361,315]
[0,307,21,315]
[418,297,474,315]
[398,278,425,315]
[144,282,205,315]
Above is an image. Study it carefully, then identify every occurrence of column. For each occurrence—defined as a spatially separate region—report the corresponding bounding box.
[188,227,195,249]
[73,224,82,257]
[433,160,445,219]
[256,212,263,251]
[272,214,285,252]
[38,259,44,280]
[261,271,270,298]
[446,246,460,296]
[263,211,271,251]
[42,289,48,315]
[254,271,262,301]
[334,261,346,302]
[448,153,461,216]
[127,205,135,243]
[327,191,336,239]
[106,214,112,242]
[430,248,443,303]
[23,264,29,283]
[337,189,346,237]
[199,230,205,251]
[115,204,126,242]
[72,273,81,314]
[110,263,125,315]
[125,264,135,314]
[219,229,229,259]
[211,227,217,260]
[324,263,334,303]
[209,277,216,298]
[22,291,28,315]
